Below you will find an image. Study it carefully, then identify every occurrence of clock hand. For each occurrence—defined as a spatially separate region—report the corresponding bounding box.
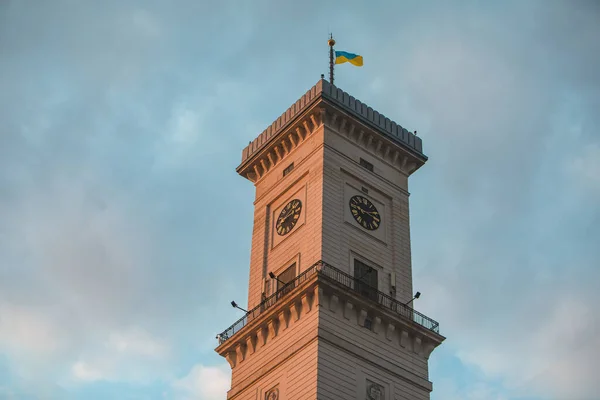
[280,210,293,220]
[280,210,297,224]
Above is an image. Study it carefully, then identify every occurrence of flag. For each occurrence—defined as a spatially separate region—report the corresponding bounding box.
[335,51,363,67]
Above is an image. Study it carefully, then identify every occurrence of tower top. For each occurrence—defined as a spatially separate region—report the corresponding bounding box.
[237,79,426,181]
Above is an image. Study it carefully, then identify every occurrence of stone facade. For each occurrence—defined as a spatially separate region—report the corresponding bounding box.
[216,79,444,400]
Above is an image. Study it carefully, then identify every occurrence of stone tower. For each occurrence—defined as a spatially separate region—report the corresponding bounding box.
[216,79,444,400]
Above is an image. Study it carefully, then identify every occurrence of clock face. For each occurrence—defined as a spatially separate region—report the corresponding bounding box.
[349,195,381,231]
[276,199,302,236]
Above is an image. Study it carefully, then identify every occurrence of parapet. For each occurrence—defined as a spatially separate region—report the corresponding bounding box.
[238,79,425,171]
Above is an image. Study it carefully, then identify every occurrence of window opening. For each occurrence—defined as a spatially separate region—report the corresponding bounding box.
[354,259,378,302]
[277,263,296,296]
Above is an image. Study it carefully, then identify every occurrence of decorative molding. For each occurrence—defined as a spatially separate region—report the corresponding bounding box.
[301,292,311,313]
[310,114,319,129]
[373,316,383,335]
[268,318,278,338]
[329,294,339,313]
[216,271,444,372]
[292,300,301,322]
[344,301,354,320]
[224,350,236,369]
[385,323,395,341]
[238,79,425,176]
[237,108,322,183]
[366,380,385,400]
[277,310,289,331]
[235,342,246,363]
[358,309,369,327]
[246,334,256,355]
[400,330,409,349]
[265,387,279,400]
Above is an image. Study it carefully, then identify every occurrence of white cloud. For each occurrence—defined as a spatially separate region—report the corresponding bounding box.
[171,364,230,400]
[68,327,171,384]
[71,361,104,382]
[107,327,170,358]
[422,257,600,400]
[0,303,64,356]
[567,143,600,193]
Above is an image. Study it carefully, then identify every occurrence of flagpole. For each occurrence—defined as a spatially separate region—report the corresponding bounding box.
[328,34,335,85]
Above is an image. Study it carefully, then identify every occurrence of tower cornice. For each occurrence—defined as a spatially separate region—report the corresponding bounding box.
[237,79,427,182]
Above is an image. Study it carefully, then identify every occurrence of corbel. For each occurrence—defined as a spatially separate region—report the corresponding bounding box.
[357,130,364,144]
[329,294,339,313]
[348,124,355,139]
[252,164,261,180]
[281,139,289,155]
[386,323,396,341]
[267,152,275,167]
[310,114,318,130]
[303,120,312,136]
[384,145,391,160]
[274,145,282,161]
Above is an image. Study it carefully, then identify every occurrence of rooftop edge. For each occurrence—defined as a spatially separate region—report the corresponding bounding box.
[238,79,426,171]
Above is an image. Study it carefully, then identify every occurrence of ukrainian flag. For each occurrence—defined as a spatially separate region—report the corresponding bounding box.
[335,51,363,67]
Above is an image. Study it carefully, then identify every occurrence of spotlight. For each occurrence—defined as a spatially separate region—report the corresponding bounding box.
[405,291,422,307]
[269,272,286,285]
[230,300,247,313]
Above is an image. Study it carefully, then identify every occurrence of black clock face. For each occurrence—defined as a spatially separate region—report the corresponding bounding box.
[349,195,381,231]
[276,199,302,236]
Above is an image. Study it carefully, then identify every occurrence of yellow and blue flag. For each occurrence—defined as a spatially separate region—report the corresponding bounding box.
[335,51,363,67]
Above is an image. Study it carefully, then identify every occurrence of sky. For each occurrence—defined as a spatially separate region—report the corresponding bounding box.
[0,0,599,399]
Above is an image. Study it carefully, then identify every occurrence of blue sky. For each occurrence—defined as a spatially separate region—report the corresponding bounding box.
[0,1,599,399]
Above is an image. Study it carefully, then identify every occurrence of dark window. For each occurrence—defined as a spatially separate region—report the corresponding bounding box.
[354,259,378,302]
[359,158,374,172]
[277,263,296,296]
[364,317,373,330]
[283,163,294,177]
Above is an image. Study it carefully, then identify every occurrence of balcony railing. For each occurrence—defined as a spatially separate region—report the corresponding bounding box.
[216,261,439,344]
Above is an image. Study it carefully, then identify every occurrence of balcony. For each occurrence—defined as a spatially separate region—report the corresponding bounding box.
[217,261,440,345]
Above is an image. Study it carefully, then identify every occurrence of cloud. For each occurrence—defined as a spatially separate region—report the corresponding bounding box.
[106,327,170,358]
[566,143,600,194]
[67,327,171,385]
[0,304,64,356]
[71,362,104,383]
[385,2,600,399]
[171,364,230,400]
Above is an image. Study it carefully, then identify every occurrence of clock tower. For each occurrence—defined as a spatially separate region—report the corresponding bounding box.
[216,78,444,400]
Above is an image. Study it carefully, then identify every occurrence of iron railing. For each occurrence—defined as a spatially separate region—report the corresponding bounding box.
[216,261,439,344]
[317,261,440,333]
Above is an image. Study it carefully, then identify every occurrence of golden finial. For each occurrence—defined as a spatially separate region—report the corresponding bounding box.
[328,33,335,47]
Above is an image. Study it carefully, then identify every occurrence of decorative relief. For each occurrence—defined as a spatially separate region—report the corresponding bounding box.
[366,380,384,400]
[265,387,279,400]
